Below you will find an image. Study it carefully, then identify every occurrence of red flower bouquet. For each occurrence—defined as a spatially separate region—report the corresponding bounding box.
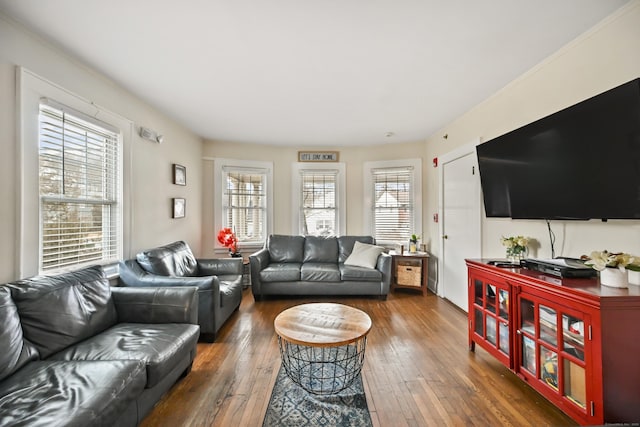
[217,227,238,255]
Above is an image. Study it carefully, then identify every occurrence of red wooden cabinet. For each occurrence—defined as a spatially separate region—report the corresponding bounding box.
[466,259,640,425]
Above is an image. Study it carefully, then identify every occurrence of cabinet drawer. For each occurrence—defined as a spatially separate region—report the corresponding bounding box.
[397,265,421,287]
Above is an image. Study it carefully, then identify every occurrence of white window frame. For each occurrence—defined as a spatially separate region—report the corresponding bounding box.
[363,158,422,246]
[18,68,132,277]
[291,162,346,236]
[213,158,273,252]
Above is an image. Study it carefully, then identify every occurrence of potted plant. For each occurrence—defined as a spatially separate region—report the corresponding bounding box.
[500,235,530,262]
[217,227,240,257]
[582,250,640,288]
[409,234,419,253]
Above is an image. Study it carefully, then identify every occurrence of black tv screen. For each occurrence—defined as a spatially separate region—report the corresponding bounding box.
[476,78,640,220]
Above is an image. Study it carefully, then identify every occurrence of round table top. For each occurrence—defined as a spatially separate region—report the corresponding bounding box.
[274,303,372,347]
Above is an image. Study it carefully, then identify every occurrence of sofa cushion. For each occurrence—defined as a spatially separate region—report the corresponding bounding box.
[48,323,199,389]
[301,263,341,282]
[136,240,198,277]
[303,236,339,263]
[0,287,38,382]
[7,265,117,359]
[260,263,302,282]
[344,241,385,269]
[337,236,375,263]
[0,360,146,427]
[340,264,383,282]
[267,235,305,263]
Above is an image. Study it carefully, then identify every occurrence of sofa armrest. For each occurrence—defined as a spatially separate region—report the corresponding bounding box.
[111,286,199,324]
[249,248,270,297]
[376,252,393,294]
[118,260,216,290]
[197,257,243,276]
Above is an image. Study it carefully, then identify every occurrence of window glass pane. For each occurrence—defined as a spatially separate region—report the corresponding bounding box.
[39,104,120,272]
[300,171,337,236]
[223,170,267,242]
[372,167,413,242]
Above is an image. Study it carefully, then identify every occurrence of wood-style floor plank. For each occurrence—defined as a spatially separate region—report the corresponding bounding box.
[140,289,576,427]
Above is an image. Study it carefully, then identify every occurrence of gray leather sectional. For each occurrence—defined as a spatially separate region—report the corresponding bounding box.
[118,240,244,342]
[0,265,199,426]
[250,235,392,300]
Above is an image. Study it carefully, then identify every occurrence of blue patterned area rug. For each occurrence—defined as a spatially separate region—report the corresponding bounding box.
[262,365,373,427]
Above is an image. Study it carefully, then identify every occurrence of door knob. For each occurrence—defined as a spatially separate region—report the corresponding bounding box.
[443,235,448,239]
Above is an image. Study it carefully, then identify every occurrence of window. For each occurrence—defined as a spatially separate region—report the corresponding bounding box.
[223,168,267,244]
[19,69,130,278]
[38,101,121,272]
[213,159,273,249]
[292,163,346,236]
[364,159,422,245]
[300,170,337,236]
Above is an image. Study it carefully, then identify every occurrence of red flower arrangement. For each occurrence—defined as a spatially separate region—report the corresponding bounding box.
[217,227,238,255]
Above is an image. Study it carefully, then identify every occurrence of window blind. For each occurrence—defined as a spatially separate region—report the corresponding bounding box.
[300,170,337,236]
[39,103,120,272]
[372,167,414,242]
[223,168,267,243]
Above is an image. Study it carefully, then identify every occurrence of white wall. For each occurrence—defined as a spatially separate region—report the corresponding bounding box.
[424,3,640,265]
[0,14,204,283]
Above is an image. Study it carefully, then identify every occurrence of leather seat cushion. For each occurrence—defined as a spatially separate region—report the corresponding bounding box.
[48,323,199,388]
[136,240,198,277]
[0,360,145,427]
[7,265,118,359]
[340,264,382,281]
[301,263,341,282]
[260,263,302,282]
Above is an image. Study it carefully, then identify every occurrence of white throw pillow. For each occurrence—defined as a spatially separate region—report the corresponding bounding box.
[344,241,385,269]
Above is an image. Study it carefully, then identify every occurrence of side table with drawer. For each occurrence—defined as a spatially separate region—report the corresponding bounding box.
[390,251,429,295]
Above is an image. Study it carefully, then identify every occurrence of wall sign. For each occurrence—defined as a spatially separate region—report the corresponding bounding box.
[298,151,339,162]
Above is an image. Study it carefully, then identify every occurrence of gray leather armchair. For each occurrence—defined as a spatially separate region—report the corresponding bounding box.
[118,241,243,342]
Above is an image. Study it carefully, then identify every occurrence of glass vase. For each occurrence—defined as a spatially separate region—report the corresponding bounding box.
[506,246,526,263]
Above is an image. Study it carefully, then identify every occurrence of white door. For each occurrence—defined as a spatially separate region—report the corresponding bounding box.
[440,150,481,312]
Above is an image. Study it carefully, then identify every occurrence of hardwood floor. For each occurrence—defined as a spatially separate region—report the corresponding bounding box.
[141,289,576,427]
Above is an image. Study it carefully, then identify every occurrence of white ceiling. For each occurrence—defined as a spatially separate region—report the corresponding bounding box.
[0,0,630,146]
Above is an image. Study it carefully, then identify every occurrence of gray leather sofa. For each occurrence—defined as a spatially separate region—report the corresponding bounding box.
[0,265,199,427]
[118,240,243,342]
[250,235,392,300]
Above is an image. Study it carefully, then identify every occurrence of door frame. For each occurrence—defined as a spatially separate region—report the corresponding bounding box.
[437,138,483,300]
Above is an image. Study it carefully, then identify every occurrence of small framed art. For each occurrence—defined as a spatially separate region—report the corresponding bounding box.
[173,164,186,186]
[173,198,186,218]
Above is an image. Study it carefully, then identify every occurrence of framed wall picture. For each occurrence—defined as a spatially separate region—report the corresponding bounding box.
[173,198,186,218]
[173,164,186,185]
[298,151,339,162]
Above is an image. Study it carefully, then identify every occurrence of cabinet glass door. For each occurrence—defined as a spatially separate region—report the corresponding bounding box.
[471,276,510,364]
[517,294,588,413]
[563,313,586,408]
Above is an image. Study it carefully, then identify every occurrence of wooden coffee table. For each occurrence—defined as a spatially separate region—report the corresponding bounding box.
[274,303,372,395]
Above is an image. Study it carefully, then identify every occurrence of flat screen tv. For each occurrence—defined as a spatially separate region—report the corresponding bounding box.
[476,78,640,220]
